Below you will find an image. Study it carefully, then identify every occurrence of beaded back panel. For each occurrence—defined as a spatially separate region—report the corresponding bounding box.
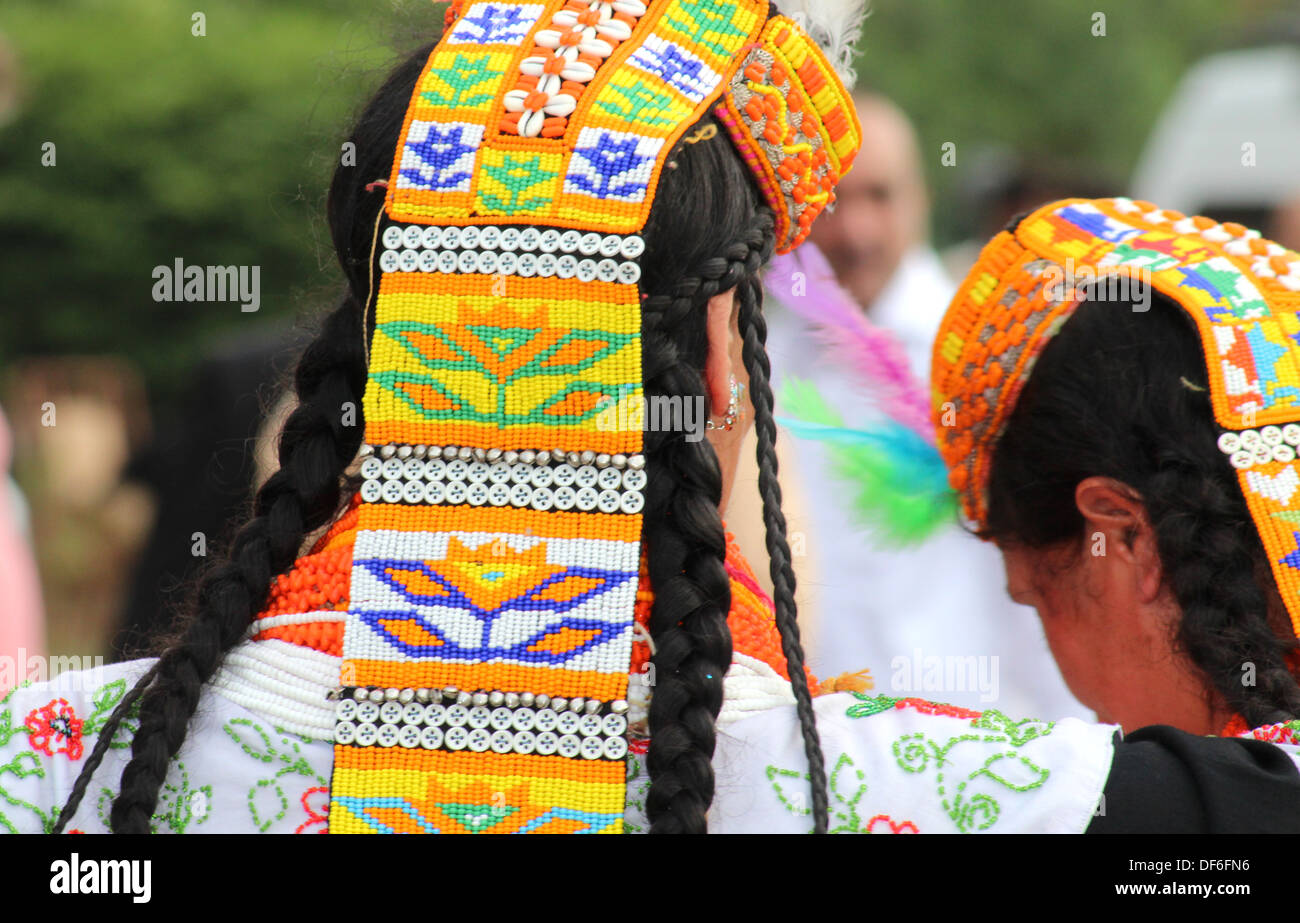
[329,0,775,835]
[931,197,1300,638]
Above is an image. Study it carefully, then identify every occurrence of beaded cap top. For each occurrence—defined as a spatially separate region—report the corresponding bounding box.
[931,196,1300,637]
[328,0,861,834]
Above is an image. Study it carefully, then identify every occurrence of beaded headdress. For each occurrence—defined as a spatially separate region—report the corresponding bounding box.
[932,197,1300,638]
[328,0,860,833]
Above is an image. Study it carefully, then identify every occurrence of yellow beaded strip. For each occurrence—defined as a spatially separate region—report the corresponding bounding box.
[932,197,1300,639]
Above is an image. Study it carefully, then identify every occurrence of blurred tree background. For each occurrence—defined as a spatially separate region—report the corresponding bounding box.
[854,0,1297,247]
[0,0,1293,401]
[0,0,1295,658]
[0,0,443,406]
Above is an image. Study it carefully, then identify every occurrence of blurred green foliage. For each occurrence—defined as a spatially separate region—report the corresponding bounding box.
[856,0,1294,244]
[0,0,1292,403]
[0,0,441,406]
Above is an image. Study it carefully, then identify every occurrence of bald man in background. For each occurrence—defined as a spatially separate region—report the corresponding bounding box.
[742,92,1089,720]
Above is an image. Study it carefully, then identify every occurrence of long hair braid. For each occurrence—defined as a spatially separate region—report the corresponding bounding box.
[113,300,366,832]
[639,234,767,832]
[111,297,366,833]
[1145,442,1300,728]
[737,245,831,833]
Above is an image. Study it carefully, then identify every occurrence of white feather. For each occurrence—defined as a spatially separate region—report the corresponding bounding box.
[774,0,869,87]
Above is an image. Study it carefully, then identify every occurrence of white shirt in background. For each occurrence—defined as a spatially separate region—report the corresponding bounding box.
[764,246,1091,721]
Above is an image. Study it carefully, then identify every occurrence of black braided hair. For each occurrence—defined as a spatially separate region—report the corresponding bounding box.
[636,116,828,831]
[736,266,831,831]
[53,45,434,833]
[985,293,1300,729]
[634,117,757,833]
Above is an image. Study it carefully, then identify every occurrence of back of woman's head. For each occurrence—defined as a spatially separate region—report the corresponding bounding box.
[59,34,829,833]
[986,292,1300,727]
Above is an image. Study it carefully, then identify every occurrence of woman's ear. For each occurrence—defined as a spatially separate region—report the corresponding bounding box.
[1075,476,1163,601]
[705,288,736,412]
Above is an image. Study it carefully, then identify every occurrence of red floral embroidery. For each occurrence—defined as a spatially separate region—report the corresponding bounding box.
[866,814,919,834]
[894,698,983,720]
[25,698,84,760]
[1240,722,1299,745]
[628,736,649,756]
[296,785,330,834]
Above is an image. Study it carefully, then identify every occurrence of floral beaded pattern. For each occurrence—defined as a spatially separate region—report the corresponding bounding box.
[932,197,1300,638]
[2,661,1135,834]
[0,678,140,833]
[772,693,1055,834]
[224,719,330,833]
[767,753,908,834]
[94,762,213,835]
[714,15,859,253]
[24,698,85,761]
[756,694,1072,834]
[387,0,769,230]
[889,709,1055,834]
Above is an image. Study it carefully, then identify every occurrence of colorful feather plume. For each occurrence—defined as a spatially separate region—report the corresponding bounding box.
[767,243,955,544]
[766,243,933,445]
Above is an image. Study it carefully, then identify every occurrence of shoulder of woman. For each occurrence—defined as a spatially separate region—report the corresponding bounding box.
[709,692,1115,834]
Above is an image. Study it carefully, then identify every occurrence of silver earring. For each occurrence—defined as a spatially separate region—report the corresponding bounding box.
[707,376,743,431]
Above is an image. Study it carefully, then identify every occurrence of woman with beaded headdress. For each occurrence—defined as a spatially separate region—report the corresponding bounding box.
[929,200,1300,750]
[2,3,1299,835]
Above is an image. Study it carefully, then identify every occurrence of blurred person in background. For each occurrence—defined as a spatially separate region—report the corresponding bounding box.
[758,90,1088,719]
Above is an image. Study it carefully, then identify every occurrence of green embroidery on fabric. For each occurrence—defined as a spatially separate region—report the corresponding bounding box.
[154,763,212,834]
[844,692,901,719]
[622,752,650,834]
[223,718,327,832]
[81,678,141,747]
[0,747,56,834]
[766,754,873,833]
[891,709,1055,833]
[95,761,211,834]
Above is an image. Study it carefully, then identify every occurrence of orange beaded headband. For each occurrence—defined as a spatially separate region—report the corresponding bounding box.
[328,0,860,834]
[932,196,1300,637]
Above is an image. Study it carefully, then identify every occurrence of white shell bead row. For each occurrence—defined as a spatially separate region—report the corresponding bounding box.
[331,685,630,760]
[1218,424,1300,469]
[379,224,645,284]
[357,443,646,513]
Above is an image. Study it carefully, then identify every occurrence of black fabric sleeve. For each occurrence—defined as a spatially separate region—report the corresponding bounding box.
[1086,725,1300,833]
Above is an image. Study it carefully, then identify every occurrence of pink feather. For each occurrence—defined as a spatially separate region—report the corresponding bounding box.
[767,243,935,445]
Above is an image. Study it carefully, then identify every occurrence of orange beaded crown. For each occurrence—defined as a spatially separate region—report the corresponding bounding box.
[932,196,1300,637]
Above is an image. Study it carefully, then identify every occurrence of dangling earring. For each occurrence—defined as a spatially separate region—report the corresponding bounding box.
[707,375,743,431]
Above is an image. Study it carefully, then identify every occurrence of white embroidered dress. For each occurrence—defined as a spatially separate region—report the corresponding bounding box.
[0,638,1122,834]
